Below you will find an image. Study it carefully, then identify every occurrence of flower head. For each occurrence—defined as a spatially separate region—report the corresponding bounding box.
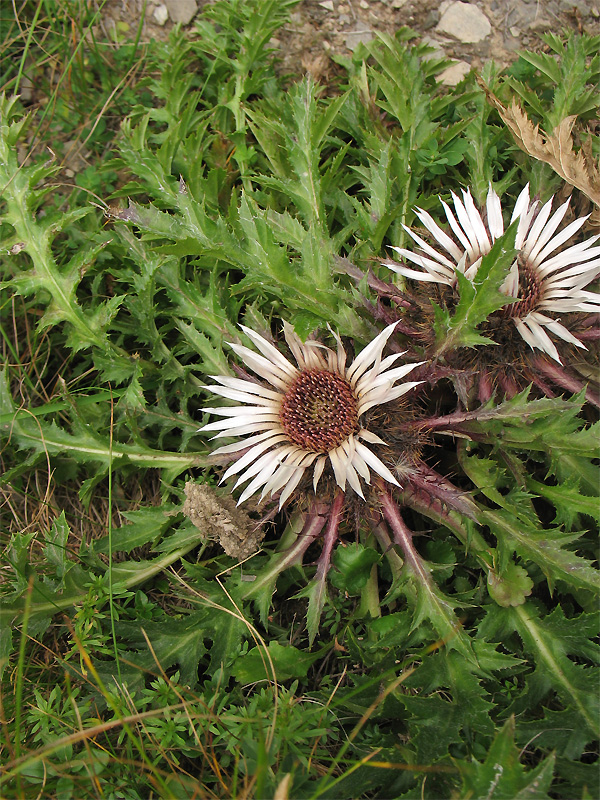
[200,323,423,507]
[384,185,600,362]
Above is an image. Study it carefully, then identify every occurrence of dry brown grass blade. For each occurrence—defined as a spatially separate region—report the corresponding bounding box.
[478,79,600,208]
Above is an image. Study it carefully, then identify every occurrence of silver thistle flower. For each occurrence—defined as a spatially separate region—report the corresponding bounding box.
[384,184,600,363]
[200,323,423,507]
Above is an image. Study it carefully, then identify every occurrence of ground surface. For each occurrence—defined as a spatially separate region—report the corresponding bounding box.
[102,0,600,84]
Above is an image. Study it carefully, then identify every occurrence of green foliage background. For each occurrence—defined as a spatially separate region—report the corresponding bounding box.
[1,1,598,797]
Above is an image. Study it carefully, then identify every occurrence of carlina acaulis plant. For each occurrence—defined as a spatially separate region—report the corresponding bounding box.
[199,320,485,637]
[383,183,600,406]
[2,14,599,799]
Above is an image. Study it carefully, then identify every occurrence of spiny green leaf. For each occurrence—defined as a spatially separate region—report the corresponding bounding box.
[0,371,206,483]
[400,646,502,762]
[456,716,555,799]
[526,476,598,530]
[433,220,519,353]
[232,641,322,684]
[119,611,211,687]
[93,506,179,556]
[119,594,248,685]
[43,512,71,581]
[517,705,598,760]
[400,561,477,664]
[294,571,330,647]
[480,604,600,740]
[483,508,599,594]
[330,543,380,596]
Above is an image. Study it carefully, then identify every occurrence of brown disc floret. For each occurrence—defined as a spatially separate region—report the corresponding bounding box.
[280,370,359,452]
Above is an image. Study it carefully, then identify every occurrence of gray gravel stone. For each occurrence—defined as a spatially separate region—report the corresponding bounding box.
[345,25,375,50]
[164,0,197,25]
[436,2,492,43]
[153,4,169,25]
[438,60,471,85]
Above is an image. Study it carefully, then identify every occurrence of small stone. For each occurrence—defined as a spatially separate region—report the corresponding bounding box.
[319,0,335,10]
[62,140,90,174]
[19,74,34,102]
[153,4,169,25]
[420,35,446,61]
[558,0,593,12]
[438,60,471,86]
[345,26,374,50]
[436,1,491,43]
[164,0,197,25]
[509,25,520,37]
[423,9,440,30]
[528,16,552,32]
[390,0,408,6]
[360,0,370,8]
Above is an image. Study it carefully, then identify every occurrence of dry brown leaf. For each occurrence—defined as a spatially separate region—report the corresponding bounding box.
[478,79,600,208]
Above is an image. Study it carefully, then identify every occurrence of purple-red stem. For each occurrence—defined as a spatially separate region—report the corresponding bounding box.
[498,371,519,398]
[244,504,328,599]
[526,373,557,399]
[370,518,405,580]
[379,489,431,587]
[314,492,345,582]
[408,463,480,521]
[532,356,600,408]
[478,368,493,404]
[576,329,600,341]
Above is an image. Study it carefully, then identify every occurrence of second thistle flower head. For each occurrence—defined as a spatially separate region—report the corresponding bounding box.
[200,323,423,507]
[384,184,600,363]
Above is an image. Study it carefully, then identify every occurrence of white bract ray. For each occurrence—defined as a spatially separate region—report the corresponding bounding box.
[199,323,423,507]
[383,185,600,362]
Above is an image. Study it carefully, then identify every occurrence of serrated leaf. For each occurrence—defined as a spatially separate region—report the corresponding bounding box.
[526,476,598,530]
[0,371,206,482]
[93,506,177,555]
[174,320,231,375]
[240,513,319,625]
[0,616,13,679]
[330,543,380,596]
[434,221,519,353]
[404,564,477,664]
[457,716,555,799]
[481,604,599,740]
[43,512,71,581]
[483,508,599,594]
[119,596,248,686]
[119,611,210,687]
[294,572,330,647]
[517,705,598,760]
[480,88,600,206]
[400,647,498,763]
[232,641,321,684]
